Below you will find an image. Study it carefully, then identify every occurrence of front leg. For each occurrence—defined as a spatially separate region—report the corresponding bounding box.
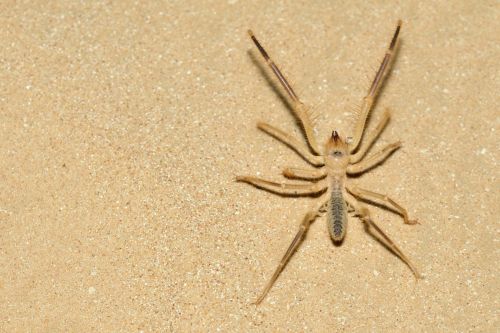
[349,109,390,164]
[347,141,401,175]
[258,122,324,167]
[236,176,327,196]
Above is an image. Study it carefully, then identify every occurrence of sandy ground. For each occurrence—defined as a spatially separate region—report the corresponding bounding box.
[0,1,498,332]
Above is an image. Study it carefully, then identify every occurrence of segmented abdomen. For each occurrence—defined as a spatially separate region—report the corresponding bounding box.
[328,186,347,241]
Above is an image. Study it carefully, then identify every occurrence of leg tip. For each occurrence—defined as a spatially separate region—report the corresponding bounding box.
[256,121,267,129]
[392,141,403,149]
[406,219,420,225]
[282,168,293,178]
[252,293,266,305]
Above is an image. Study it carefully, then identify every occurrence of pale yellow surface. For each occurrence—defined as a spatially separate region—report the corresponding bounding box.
[0,1,498,332]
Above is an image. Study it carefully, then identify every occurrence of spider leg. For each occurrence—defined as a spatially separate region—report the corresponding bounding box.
[347,141,401,175]
[345,192,421,278]
[350,21,402,153]
[254,200,328,304]
[236,176,327,196]
[349,109,390,164]
[347,186,418,224]
[258,122,324,166]
[282,166,327,180]
[249,30,321,155]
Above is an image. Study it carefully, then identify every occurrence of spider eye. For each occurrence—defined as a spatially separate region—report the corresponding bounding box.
[332,151,343,157]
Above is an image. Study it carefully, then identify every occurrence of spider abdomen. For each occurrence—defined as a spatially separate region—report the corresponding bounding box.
[328,184,347,241]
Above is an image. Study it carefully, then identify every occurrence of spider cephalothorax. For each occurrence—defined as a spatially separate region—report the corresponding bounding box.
[325,131,349,169]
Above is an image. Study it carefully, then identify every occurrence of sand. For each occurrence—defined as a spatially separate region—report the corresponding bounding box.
[0,1,498,332]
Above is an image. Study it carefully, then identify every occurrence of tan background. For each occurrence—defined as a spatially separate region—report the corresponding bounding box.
[0,1,498,332]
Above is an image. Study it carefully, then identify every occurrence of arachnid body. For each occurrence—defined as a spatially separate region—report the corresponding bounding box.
[237,21,421,304]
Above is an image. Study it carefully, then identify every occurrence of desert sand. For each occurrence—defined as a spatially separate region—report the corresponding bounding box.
[0,1,498,332]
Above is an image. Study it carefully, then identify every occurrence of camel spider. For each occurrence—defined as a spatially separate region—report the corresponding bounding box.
[237,20,421,304]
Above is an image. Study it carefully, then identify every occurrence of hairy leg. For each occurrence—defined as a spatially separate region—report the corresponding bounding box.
[249,30,321,155]
[349,109,390,164]
[283,166,327,180]
[345,192,421,278]
[254,200,328,304]
[236,176,326,196]
[350,21,402,153]
[258,122,324,166]
[347,141,401,175]
[347,186,418,224]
